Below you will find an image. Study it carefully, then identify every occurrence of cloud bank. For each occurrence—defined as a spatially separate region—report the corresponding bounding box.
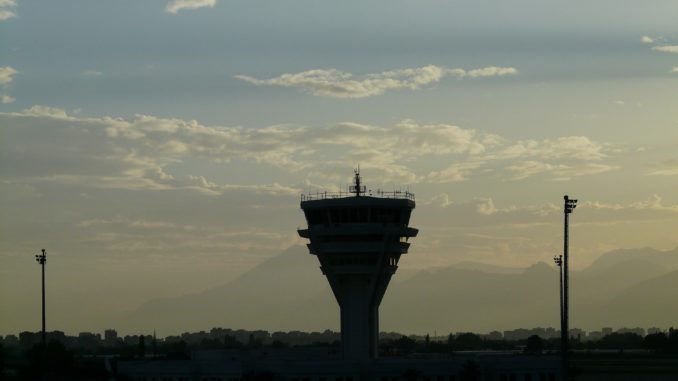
[235,65,518,98]
[0,107,617,198]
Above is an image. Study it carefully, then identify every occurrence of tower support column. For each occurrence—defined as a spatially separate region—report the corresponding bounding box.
[337,276,381,360]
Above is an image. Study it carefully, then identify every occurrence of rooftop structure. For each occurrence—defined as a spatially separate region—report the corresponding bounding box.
[298,170,418,360]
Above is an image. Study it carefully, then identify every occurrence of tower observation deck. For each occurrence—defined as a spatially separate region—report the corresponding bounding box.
[298,170,418,360]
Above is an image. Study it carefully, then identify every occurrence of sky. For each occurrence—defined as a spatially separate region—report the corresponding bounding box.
[1,0,678,335]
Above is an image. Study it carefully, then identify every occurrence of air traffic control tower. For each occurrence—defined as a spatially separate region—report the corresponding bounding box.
[298,171,418,360]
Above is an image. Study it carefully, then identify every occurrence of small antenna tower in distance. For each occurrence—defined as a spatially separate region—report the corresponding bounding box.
[349,165,366,197]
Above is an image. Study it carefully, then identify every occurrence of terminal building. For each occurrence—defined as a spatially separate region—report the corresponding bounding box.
[118,171,561,381]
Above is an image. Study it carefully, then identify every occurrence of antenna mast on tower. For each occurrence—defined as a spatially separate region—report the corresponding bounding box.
[349,166,366,197]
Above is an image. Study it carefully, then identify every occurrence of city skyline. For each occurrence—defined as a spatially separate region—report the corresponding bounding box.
[1,1,678,336]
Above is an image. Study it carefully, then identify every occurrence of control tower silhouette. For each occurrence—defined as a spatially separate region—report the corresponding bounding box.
[298,170,418,360]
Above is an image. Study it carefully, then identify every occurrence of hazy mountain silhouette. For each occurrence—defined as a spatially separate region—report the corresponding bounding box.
[122,246,336,333]
[597,269,678,328]
[589,246,678,270]
[443,261,523,274]
[120,246,678,334]
[380,262,559,333]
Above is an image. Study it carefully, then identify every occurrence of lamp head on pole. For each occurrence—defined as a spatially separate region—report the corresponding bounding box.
[35,249,46,265]
[564,195,578,214]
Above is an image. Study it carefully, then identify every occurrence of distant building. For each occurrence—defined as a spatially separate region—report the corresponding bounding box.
[586,331,603,341]
[78,332,102,350]
[617,327,645,337]
[601,327,613,337]
[104,329,118,345]
[569,328,584,340]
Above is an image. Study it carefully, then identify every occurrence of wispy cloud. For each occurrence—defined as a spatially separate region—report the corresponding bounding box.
[166,0,216,14]
[648,159,678,176]
[466,66,518,78]
[652,45,678,54]
[0,10,15,20]
[424,161,483,184]
[0,0,16,21]
[475,198,518,215]
[0,107,617,195]
[235,65,518,99]
[82,69,104,77]
[506,161,617,181]
[496,136,608,161]
[0,66,18,103]
[641,36,656,44]
[582,194,678,214]
[671,67,678,73]
[0,66,18,85]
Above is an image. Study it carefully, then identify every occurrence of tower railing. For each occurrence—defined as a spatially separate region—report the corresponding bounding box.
[301,189,415,202]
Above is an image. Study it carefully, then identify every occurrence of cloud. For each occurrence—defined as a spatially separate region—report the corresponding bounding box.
[76,215,178,230]
[582,194,678,214]
[476,198,498,215]
[20,105,68,117]
[235,65,518,98]
[671,67,678,73]
[473,198,521,216]
[652,45,678,54]
[0,66,18,85]
[166,0,216,14]
[83,69,104,77]
[496,136,608,161]
[424,161,483,184]
[0,107,617,198]
[506,161,617,181]
[648,159,678,176]
[0,66,17,102]
[641,36,655,44]
[0,0,15,21]
[466,66,518,78]
[0,10,15,20]
[424,193,453,208]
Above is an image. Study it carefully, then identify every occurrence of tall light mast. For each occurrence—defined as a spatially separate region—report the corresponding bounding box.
[562,196,577,380]
[35,248,47,348]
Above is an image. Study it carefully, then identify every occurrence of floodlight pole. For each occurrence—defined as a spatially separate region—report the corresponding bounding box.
[554,255,563,343]
[35,249,47,348]
[562,196,577,380]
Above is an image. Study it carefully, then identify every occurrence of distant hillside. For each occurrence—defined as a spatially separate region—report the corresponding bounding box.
[121,246,336,333]
[600,269,678,328]
[589,247,678,271]
[119,246,678,334]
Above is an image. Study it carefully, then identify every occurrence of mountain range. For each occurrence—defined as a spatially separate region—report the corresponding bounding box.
[118,246,678,335]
